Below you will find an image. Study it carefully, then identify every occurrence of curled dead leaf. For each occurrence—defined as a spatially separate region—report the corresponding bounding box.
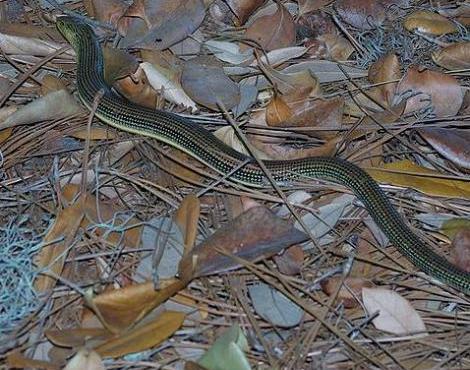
[266,94,293,126]
[244,2,295,51]
[85,0,129,25]
[0,89,85,130]
[94,311,186,358]
[367,159,470,199]
[432,42,470,70]
[451,229,470,273]
[181,58,240,111]
[418,127,470,170]
[114,67,158,109]
[368,53,401,107]
[362,288,427,336]
[103,46,139,84]
[118,0,205,50]
[88,280,188,333]
[178,206,307,278]
[394,66,463,117]
[335,0,385,30]
[404,10,458,35]
[225,0,266,25]
[273,245,304,275]
[174,194,201,251]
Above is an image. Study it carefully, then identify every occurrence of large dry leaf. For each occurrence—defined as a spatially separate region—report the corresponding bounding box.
[140,62,197,111]
[103,46,139,84]
[0,23,74,57]
[368,53,401,107]
[225,0,266,25]
[118,0,205,49]
[244,2,295,51]
[178,206,307,278]
[404,10,458,35]
[362,288,427,336]
[46,328,111,348]
[335,0,385,30]
[89,280,188,333]
[84,0,129,25]
[315,33,354,61]
[367,159,470,199]
[265,90,344,138]
[298,0,334,15]
[394,66,463,117]
[94,311,185,358]
[451,229,470,273]
[34,200,85,292]
[0,89,85,130]
[205,40,254,65]
[6,352,59,370]
[251,46,308,66]
[432,42,470,70]
[0,127,12,144]
[69,127,117,141]
[418,128,470,170]
[63,349,104,370]
[181,58,240,111]
[114,67,158,108]
[173,194,200,251]
[257,63,320,95]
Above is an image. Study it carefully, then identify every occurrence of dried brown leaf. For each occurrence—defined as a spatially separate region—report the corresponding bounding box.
[103,46,139,83]
[244,3,295,51]
[181,59,240,111]
[362,288,427,336]
[178,206,307,278]
[395,66,463,117]
[0,23,73,57]
[174,194,201,251]
[266,94,293,126]
[0,127,12,144]
[0,89,85,130]
[226,0,266,25]
[451,229,470,273]
[6,352,59,370]
[46,328,111,348]
[69,127,117,141]
[273,245,304,275]
[114,67,158,109]
[41,75,68,95]
[89,280,188,333]
[119,0,205,49]
[84,0,129,25]
[317,33,354,61]
[432,42,470,70]
[418,128,470,170]
[34,200,84,292]
[369,53,401,107]
[404,10,458,35]
[298,0,334,15]
[264,89,343,139]
[94,311,185,358]
[335,0,385,30]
